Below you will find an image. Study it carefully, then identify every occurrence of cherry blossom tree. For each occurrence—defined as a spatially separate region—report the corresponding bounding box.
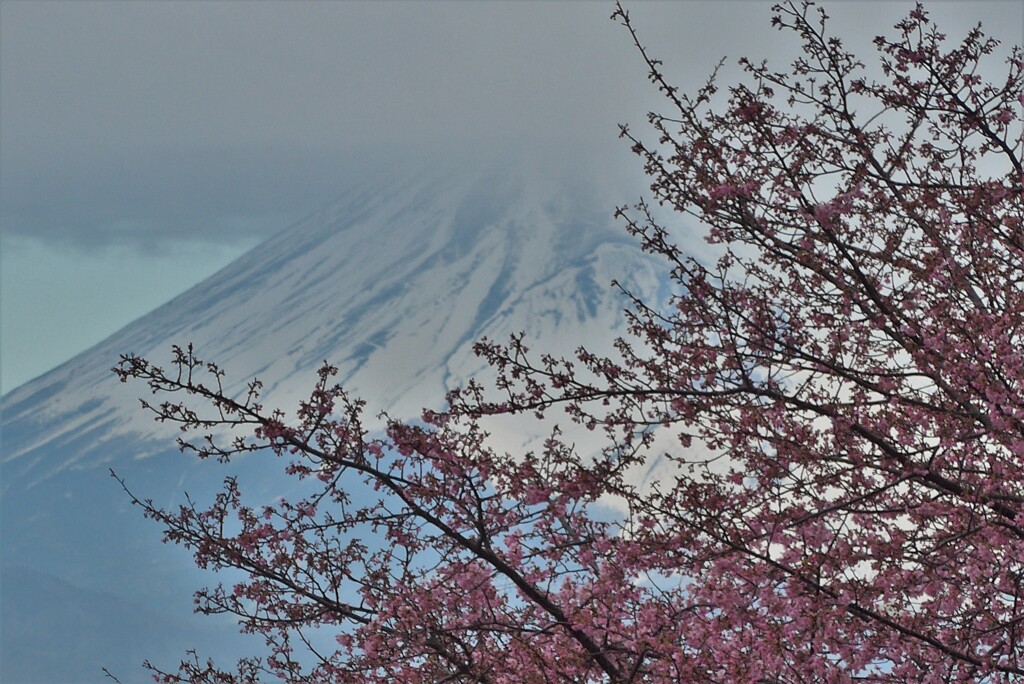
[114,2,1024,681]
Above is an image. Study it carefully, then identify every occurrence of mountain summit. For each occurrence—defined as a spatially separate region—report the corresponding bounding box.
[1,159,666,682]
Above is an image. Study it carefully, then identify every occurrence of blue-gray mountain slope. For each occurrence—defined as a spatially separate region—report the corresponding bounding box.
[0,160,667,682]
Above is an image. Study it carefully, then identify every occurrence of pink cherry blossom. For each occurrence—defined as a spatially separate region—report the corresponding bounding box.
[113,2,1024,681]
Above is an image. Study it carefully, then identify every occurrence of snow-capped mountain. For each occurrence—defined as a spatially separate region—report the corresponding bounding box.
[0,158,668,682]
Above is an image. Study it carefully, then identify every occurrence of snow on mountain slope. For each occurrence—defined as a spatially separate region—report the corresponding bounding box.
[2,159,663,484]
[0,158,669,682]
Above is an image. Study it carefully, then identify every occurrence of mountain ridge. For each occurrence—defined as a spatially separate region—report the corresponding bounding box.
[0,160,669,681]
[3,161,662,474]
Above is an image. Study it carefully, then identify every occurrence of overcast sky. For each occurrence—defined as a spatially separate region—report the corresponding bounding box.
[2,1,1021,394]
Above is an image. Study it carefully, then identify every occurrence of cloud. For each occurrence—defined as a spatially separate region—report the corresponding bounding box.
[1,145,372,249]
[2,1,1020,249]
[1,1,649,247]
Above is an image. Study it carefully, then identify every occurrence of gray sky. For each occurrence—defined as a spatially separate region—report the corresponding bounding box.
[2,1,1021,393]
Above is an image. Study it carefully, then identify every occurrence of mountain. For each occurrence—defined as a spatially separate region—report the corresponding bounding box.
[0,158,668,682]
